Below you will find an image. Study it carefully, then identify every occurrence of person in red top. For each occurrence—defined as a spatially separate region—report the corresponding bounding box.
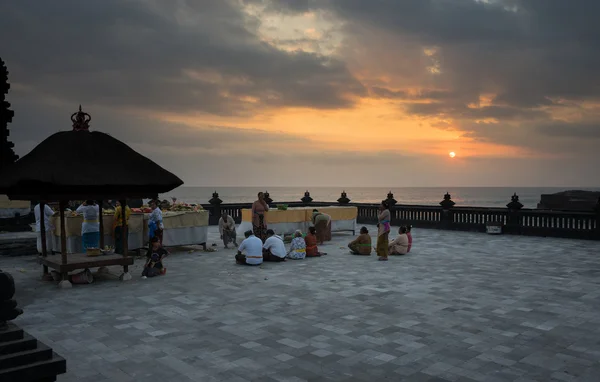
[304,226,327,257]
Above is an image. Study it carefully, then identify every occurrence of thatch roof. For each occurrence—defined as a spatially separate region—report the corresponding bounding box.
[0,106,183,201]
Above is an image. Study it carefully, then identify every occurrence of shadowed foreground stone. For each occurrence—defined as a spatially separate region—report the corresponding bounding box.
[0,269,66,382]
[2,225,600,381]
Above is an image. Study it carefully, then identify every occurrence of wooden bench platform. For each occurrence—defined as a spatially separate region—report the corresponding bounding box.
[39,253,134,273]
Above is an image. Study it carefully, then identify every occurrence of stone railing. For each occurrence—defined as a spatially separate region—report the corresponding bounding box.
[199,190,600,241]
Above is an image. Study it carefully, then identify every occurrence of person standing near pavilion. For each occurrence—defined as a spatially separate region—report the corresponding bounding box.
[148,199,164,245]
[219,212,238,248]
[113,200,132,254]
[76,200,100,252]
[34,201,55,255]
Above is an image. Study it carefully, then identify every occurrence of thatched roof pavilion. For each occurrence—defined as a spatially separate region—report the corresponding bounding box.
[0,106,182,200]
[0,106,183,287]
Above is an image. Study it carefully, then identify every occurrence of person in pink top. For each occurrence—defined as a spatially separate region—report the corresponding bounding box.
[406,224,413,253]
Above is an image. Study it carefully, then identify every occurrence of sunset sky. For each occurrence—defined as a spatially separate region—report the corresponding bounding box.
[1,0,599,187]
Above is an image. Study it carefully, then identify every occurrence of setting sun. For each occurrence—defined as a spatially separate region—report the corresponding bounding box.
[449,151,456,158]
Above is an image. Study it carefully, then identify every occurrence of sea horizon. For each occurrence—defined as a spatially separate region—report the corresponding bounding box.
[160,186,600,209]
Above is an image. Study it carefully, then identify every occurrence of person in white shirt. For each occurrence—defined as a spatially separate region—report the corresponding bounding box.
[262,229,287,262]
[236,230,263,265]
[34,202,55,254]
[218,212,237,248]
[76,200,100,252]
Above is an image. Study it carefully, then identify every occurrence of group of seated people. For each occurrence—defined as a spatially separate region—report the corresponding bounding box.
[234,227,327,265]
[347,225,413,256]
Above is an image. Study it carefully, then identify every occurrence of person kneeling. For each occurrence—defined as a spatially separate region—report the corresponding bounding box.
[142,236,168,278]
[348,226,372,255]
[263,229,287,262]
[389,226,409,256]
[235,230,263,265]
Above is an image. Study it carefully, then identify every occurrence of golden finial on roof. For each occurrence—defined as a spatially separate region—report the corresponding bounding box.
[71,105,91,131]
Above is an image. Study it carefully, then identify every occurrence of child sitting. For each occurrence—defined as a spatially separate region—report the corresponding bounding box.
[142,236,168,278]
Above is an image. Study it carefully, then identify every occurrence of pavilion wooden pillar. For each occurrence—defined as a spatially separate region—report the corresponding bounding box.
[98,200,104,249]
[39,201,49,276]
[120,199,128,257]
[58,201,68,282]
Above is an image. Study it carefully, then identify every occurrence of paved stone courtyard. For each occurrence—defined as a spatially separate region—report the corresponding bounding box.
[3,225,600,381]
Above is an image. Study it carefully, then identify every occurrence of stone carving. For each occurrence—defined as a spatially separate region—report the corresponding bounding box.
[0,270,23,328]
[0,57,19,171]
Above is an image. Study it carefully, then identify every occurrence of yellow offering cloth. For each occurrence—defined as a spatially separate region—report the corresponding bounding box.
[240,206,357,223]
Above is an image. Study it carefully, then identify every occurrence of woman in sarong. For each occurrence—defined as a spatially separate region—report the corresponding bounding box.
[76,200,100,253]
[376,201,391,261]
[252,192,269,242]
[312,209,332,245]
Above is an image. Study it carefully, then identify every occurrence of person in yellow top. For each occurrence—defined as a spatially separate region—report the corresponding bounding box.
[113,201,132,254]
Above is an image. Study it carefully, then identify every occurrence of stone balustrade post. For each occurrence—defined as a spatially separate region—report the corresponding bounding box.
[208,191,222,226]
[439,192,455,229]
[594,197,600,240]
[506,192,524,235]
[386,191,398,225]
[337,191,350,205]
[264,191,273,205]
[301,190,313,205]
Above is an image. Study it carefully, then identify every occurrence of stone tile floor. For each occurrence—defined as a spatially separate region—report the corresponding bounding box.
[3,225,600,381]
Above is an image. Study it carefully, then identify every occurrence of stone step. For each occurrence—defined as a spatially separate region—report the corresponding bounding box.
[0,343,52,370]
[0,324,24,342]
[0,353,66,382]
[0,335,37,356]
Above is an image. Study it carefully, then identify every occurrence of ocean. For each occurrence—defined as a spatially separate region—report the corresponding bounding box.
[160,187,600,209]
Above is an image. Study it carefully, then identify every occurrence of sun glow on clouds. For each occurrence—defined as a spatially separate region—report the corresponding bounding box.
[153,95,528,159]
[243,4,343,55]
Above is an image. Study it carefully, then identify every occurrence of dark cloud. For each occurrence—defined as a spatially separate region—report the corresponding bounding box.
[0,0,364,115]
[243,0,319,15]
[535,121,600,139]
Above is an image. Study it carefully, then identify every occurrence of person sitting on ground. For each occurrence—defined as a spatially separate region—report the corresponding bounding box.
[142,236,168,278]
[348,226,372,255]
[304,226,327,257]
[406,224,413,253]
[235,230,263,265]
[389,226,409,256]
[262,229,287,262]
[218,212,238,248]
[287,230,306,260]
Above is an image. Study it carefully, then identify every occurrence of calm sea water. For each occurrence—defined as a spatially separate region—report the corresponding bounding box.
[160,187,600,208]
